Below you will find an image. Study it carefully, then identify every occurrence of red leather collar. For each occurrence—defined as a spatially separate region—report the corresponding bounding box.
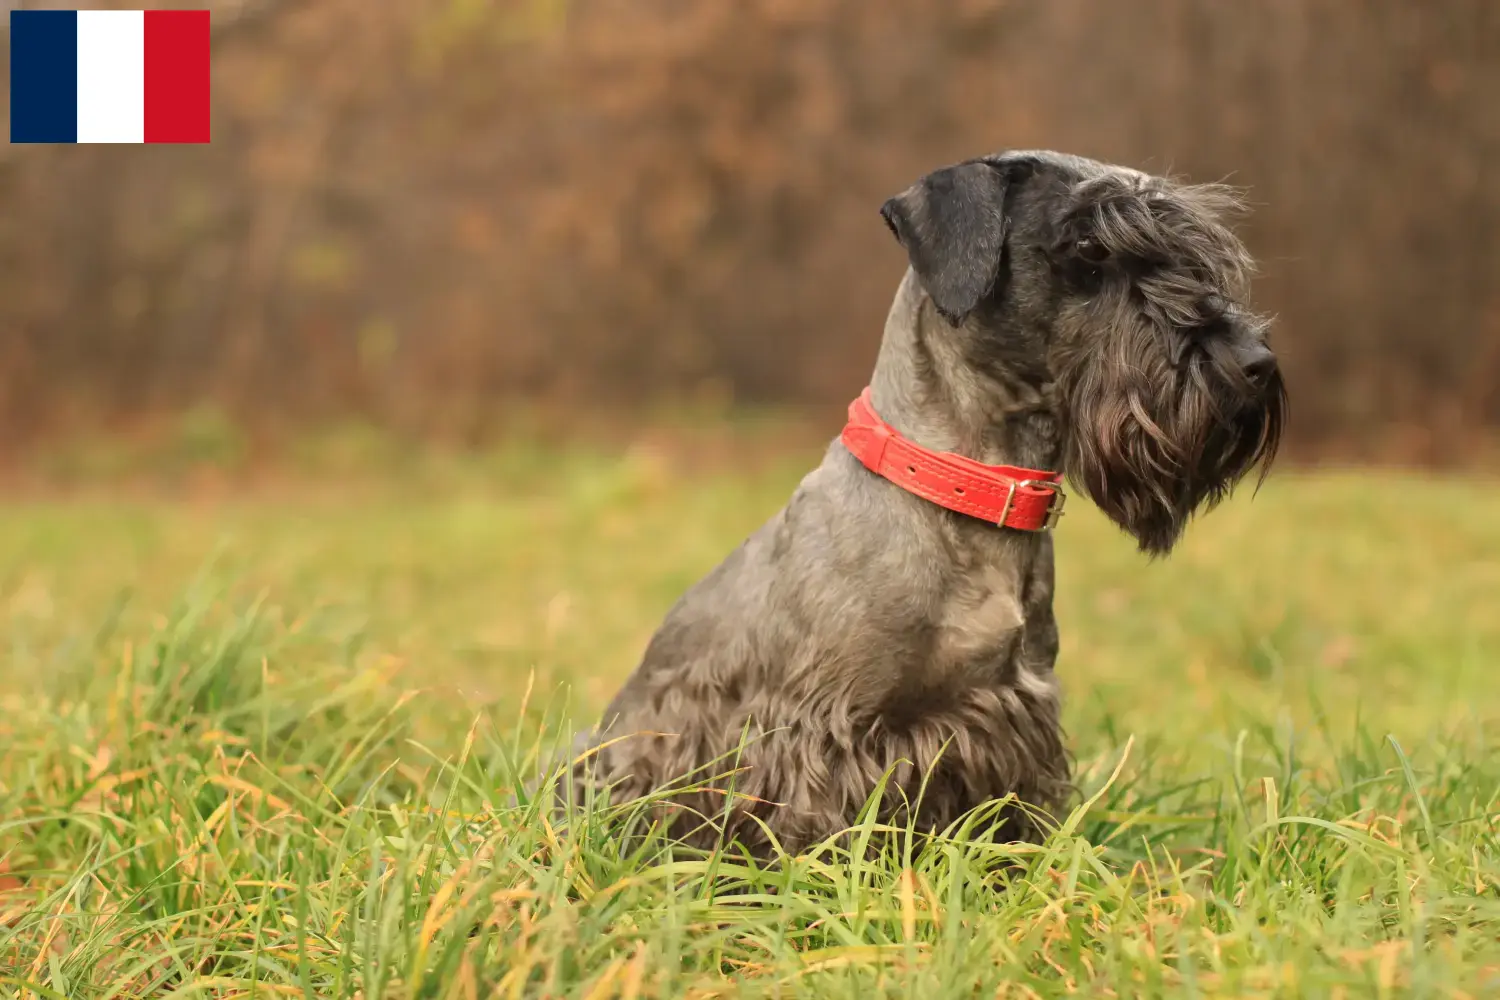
[840,387,1066,532]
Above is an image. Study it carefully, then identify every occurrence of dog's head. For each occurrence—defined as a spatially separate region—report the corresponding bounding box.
[880,151,1287,554]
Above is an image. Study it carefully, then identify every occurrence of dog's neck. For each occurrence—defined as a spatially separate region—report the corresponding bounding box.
[868,270,1063,473]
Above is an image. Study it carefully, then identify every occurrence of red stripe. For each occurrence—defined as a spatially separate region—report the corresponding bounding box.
[143,10,211,144]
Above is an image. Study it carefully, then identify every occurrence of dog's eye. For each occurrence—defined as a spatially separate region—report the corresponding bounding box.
[1075,237,1109,263]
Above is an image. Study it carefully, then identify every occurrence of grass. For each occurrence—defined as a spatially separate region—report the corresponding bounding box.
[1,437,1499,997]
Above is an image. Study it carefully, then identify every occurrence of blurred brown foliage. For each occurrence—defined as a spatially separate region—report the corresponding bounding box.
[1,0,1497,460]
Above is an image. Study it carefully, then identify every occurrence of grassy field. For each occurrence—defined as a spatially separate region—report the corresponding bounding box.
[1,438,1499,998]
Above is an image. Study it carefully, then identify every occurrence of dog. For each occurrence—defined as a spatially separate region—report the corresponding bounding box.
[572,150,1287,856]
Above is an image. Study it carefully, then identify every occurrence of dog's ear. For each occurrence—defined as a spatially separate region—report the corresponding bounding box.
[880,160,1014,325]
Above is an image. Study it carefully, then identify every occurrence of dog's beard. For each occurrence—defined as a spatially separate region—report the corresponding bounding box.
[1058,292,1287,555]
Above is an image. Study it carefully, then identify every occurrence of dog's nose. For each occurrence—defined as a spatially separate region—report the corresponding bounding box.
[1235,339,1278,380]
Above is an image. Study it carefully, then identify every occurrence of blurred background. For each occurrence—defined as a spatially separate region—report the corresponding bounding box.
[1,0,1497,466]
[5,7,1500,990]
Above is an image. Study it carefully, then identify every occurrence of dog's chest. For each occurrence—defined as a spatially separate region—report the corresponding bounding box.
[931,561,1026,666]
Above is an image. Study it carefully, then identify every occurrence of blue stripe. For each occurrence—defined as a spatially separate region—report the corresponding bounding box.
[9,10,79,144]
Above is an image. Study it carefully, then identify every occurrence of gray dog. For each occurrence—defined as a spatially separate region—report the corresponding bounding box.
[573,150,1286,856]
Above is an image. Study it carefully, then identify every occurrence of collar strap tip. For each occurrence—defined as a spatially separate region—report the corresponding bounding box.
[1002,479,1067,532]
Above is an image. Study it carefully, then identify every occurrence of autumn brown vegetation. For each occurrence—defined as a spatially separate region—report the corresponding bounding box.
[1,0,1496,461]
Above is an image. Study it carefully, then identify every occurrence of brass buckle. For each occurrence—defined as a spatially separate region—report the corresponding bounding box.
[998,479,1067,532]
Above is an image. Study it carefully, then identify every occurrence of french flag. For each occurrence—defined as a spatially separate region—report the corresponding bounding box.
[10,9,210,144]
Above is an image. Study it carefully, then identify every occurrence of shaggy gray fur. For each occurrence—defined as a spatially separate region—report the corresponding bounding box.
[573,150,1287,855]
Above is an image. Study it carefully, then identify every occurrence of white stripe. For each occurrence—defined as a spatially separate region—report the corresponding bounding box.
[76,11,146,144]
